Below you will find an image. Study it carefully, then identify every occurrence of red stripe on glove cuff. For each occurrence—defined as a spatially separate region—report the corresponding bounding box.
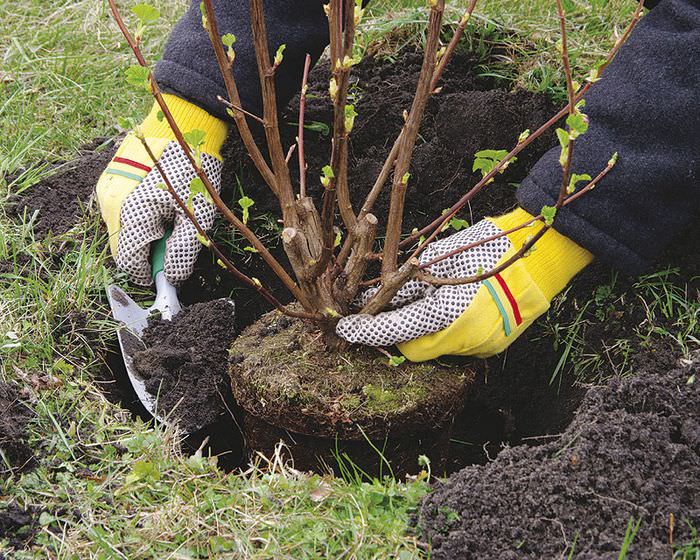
[113,157,152,173]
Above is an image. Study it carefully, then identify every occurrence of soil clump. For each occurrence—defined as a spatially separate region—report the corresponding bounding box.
[0,503,41,552]
[130,299,236,433]
[7,138,116,239]
[230,309,472,475]
[0,382,35,477]
[417,360,700,559]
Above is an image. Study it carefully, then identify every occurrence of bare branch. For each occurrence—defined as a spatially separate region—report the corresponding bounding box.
[108,0,311,310]
[381,0,445,277]
[216,95,265,124]
[430,0,479,92]
[298,53,312,198]
[249,0,297,218]
[202,0,276,192]
[402,0,645,253]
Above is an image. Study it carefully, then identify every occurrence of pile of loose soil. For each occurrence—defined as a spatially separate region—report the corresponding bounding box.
[417,360,700,559]
[0,382,35,476]
[230,309,471,440]
[8,138,116,239]
[130,299,236,432]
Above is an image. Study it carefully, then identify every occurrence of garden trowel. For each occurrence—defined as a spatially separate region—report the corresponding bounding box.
[106,232,181,423]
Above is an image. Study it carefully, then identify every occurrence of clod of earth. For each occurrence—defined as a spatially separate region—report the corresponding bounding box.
[8,138,117,239]
[130,299,237,433]
[417,360,700,559]
[0,382,35,477]
[0,503,41,551]
[229,308,473,476]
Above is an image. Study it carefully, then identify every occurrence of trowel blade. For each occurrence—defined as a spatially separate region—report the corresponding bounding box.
[106,284,163,422]
[106,284,150,337]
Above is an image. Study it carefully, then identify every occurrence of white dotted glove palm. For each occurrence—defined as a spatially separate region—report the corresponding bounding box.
[337,219,512,346]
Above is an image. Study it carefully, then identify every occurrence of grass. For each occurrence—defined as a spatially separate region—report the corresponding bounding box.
[1,0,696,557]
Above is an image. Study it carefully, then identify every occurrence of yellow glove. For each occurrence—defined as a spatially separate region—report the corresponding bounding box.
[96,94,228,285]
[336,208,593,361]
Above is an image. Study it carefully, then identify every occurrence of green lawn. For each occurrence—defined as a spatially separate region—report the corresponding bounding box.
[2,1,696,558]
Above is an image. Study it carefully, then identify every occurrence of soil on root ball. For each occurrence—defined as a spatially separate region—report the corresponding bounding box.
[229,309,473,476]
[0,382,36,477]
[417,360,700,559]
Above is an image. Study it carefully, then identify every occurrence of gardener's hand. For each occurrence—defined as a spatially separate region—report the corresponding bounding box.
[96,94,228,286]
[336,208,593,361]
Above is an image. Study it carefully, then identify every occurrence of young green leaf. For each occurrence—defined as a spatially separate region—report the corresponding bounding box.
[321,165,335,187]
[195,233,211,247]
[556,128,570,167]
[117,116,136,130]
[541,205,557,226]
[131,3,160,23]
[183,129,206,150]
[243,246,259,253]
[567,173,592,194]
[288,120,330,136]
[334,228,342,248]
[124,65,150,91]
[188,177,213,211]
[556,128,570,149]
[199,1,208,28]
[388,355,406,367]
[566,112,589,139]
[440,209,469,232]
[222,33,236,61]
[221,33,236,47]
[472,149,515,179]
[447,216,469,231]
[238,195,255,224]
[274,44,286,66]
[344,104,358,132]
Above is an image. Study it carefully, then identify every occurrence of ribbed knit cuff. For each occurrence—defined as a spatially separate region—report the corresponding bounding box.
[140,94,228,158]
[490,208,594,300]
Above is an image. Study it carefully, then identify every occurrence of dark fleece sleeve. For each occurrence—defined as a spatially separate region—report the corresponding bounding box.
[153,0,329,120]
[517,0,700,274]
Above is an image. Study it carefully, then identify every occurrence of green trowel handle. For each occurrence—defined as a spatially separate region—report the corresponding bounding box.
[151,227,173,281]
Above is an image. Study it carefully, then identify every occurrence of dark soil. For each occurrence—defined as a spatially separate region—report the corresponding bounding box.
[417,360,700,559]
[0,503,41,551]
[7,137,117,239]
[130,299,236,433]
[0,382,35,477]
